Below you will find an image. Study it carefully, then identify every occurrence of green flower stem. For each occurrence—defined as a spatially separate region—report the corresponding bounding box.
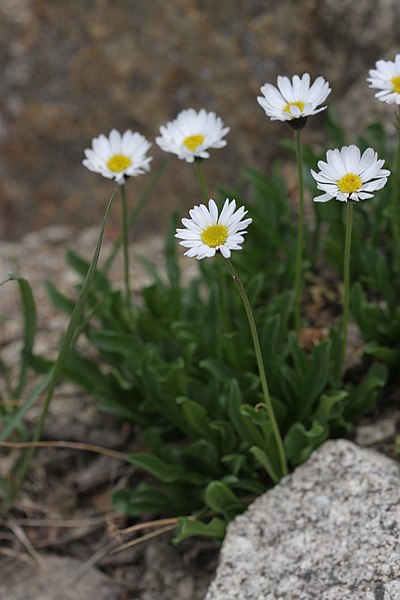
[194,160,210,201]
[223,257,288,481]
[103,159,170,274]
[390,109,400,269]
[293,129,305,334]
[312,204,322,268]
[119,183,131,300]
[7,186,118,510]
[338,201,353,381]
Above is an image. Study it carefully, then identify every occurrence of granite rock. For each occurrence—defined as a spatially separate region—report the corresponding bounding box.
[205,439,400,600]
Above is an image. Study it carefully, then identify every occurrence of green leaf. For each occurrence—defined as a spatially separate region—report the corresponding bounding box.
[288,333,308,374]
[210,420,236,453]
[364,342,399,365]
[314,390,348,428]
[344,363,388,421]
[225,380,264,447]
[127,453,206,485]
[138,256,165,288]
[176,397,216,443]
[298,339,332,419]
[174,517,225,543]
[45,280,75,314]
[0,370,53,442]
[204,481,243,520]
[261,314,282,364]
[221,453,246,476]
[66,248,110,291]
[0,273,37,399]
[200,358,236,382]
[140,360,188,432]
[245,273,266,306]
[284,420,325,466]
[112,483,183,516]
[240,404,268,426]
[181,440,220,475]
[88,330,143,362]
[250,446,279,483]
[112,487,165,516]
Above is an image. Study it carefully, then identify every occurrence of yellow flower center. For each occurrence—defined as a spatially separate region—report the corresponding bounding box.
[201,224,228,248]
[337,173,362,194]
[183,134,205,152]
[107,154,132,173]
[391,76,400,94]
[283,101,305,115]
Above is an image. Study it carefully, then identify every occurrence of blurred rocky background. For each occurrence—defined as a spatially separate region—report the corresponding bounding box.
[1,0,400,241]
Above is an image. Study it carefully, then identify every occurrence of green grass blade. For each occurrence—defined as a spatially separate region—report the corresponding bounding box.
[0,370,53,442]
[7,185,118,508]
[0,273,37,399]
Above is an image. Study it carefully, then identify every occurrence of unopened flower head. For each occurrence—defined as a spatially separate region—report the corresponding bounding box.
[156,108,230,163]
[311,145,390,203]
[83,129,152,184]
[368,54,400,105]
[175,198,251,259]
[257,73,331,126]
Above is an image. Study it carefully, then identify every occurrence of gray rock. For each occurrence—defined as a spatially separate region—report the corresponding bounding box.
[356,410,399,447]
[205,440,400,600]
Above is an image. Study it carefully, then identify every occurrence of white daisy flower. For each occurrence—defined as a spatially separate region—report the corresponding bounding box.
[175,198,251,259]
[311,145,390,203]
[257,73,331,123]
[156,108,230,163]
[83,129,152,184]
[367,54,400,105]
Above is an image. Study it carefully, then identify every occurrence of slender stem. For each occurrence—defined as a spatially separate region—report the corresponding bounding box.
[312,204,322,268]
[119,184,131,300]
[110,524,178,554]
[194,160,210,201]
[223,257,288,480]
[7,187,118,509]
[338,201,353,381]
[0,440,128,462]
[390,109,400,269]
[103,159,170,274]
[293,129,305,334]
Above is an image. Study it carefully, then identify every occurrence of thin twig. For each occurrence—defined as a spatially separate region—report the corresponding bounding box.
[8,520,46,569]
[119,516,181,536]
[0,544,32,571]
[73,540,118,582]
[110,524,178,555]
[12,512,122,528]
[0,440,129,462]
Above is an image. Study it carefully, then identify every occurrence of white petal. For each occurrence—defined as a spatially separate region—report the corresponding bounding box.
[313,193,333,202]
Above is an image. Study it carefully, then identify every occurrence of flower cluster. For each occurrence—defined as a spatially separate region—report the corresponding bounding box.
[82,53,397,256]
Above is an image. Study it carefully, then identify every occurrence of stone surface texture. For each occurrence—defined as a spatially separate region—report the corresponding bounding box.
[205,439,400,600]
[1,0,400,239]
[0,553,122,600]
